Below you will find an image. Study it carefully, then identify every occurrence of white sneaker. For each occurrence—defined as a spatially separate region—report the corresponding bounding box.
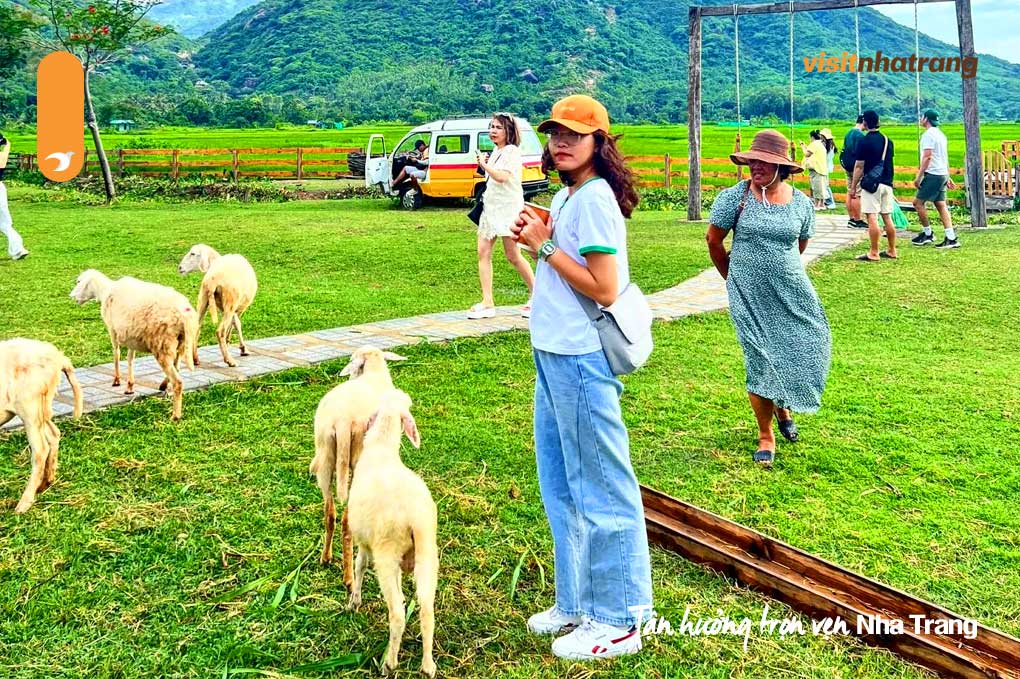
[466,303,496,320]
[527,606,582,635]
[12,250,29,260]
[551,617,641,660]
[521,298,532,318]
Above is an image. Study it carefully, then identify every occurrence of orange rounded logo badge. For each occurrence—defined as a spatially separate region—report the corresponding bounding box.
[37,51,85,182]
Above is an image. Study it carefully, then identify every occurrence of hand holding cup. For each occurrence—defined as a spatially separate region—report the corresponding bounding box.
[514,202,552,253]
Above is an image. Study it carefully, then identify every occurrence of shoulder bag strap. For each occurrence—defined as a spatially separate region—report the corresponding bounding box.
[732,179,753,234]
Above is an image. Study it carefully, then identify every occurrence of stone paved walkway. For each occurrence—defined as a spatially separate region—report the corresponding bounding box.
[3,215,865,428]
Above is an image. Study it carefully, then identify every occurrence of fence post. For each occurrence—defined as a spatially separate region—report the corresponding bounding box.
[296,148,303,180]
[232,150,239,183]
[171,149,180,181]
[83,149,89,175]
[664,153,671,189]
[118,149,125,177]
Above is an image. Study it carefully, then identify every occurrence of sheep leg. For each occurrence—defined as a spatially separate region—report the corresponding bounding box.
[415,544,439,678]
[232,314,249,357]
[377,558,406,675]
[111,343,121,387]
[43,421,61,487]
[156,355,184,421]
[322,493,335,566]
[0,411,12,427]
[342,507,354,590]
[216,314,236,367]
[347,546,369,610]
[15,417,51,513]
[124,349,136,395]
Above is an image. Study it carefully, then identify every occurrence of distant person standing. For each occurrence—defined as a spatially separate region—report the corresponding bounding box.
[800,130,829,210]
[840,115,867,228]
[849,110,897,262]
[0,133,29,261]
[820,128,837,209]
[911,110,959,249]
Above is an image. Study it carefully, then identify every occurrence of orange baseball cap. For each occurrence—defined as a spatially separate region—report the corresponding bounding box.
[538,95,610,135]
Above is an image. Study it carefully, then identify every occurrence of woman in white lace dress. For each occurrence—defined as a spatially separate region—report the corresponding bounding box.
[467,114,535,319]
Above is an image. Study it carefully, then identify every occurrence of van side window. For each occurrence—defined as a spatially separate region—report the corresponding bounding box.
[435,135,469,154]
[477,134,495,153]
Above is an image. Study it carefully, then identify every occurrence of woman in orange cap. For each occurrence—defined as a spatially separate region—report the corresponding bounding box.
[706,129,831,467]
[513,95,651,661]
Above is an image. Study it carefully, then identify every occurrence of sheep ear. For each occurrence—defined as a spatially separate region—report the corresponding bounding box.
[340,355,365,377]
[382,352,408,362]
[401,412,420,449]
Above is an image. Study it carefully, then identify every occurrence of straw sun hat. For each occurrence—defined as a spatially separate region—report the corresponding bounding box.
[730,129,802,173]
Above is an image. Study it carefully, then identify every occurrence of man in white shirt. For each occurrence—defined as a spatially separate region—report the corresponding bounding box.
[911,110,959,249]
[0,133,30,260]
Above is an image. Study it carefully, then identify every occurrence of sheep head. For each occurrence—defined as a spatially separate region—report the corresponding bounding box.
[178,244,220,275]
[365,389,420,449]
[69,269,109,305]
[339,347,408,379]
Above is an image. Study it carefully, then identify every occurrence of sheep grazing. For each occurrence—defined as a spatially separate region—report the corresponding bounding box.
[310,346,407,587]
[347,388,438,678]
[0,338,83,513]
[70,269,199,421]
[178,244,258,368]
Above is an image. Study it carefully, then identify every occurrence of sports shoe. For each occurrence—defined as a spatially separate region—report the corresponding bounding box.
[521,298,532,318]
[551,617,641,660]
[527,606,581,635]
[935,238,961,250]
[911,232,934,246]
[466,303,496,320]
[848,219,869,229]
[12,250,29,260]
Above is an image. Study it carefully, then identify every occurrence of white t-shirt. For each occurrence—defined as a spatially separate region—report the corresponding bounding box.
[529,178,629,355]
[920,127,949,176]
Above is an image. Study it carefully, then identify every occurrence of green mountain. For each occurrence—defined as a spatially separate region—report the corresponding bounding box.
[149,0,261,38]
[2,0,1018,128]
[190,0,1020,124]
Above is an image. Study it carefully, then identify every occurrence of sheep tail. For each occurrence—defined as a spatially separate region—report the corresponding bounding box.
[197,281,219,325]
[62,359,84,418]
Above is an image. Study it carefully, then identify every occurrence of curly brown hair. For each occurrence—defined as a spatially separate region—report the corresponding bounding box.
[542,131,639,218]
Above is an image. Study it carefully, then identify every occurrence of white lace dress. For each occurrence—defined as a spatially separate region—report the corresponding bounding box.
[478,144,524,240]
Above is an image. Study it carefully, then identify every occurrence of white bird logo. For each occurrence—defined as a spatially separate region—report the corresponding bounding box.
[46,151,75,172]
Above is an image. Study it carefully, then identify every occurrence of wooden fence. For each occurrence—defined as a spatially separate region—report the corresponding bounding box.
[17,147,360,180]
[627,154,969,205]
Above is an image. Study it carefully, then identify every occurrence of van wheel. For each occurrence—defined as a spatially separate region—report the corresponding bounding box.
[401,188,423,210]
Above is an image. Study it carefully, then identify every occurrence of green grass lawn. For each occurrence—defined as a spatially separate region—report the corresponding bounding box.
[7,122,1020,166]
[0,194,708,367]
[0,195,1018,677]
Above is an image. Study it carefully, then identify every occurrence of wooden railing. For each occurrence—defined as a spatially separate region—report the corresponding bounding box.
[18,147,361,180]
[626,154,969,205]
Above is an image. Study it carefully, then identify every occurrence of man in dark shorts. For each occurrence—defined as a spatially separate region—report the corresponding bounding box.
[911,110,959,249]
[840,115,867,228]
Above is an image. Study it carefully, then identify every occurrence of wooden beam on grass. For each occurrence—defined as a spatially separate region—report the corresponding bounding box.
[640,485,1020,679]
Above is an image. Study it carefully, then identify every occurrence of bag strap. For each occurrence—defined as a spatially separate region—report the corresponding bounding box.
[732,179,753,233]
[551,221,610,323]
[879,134,888,162]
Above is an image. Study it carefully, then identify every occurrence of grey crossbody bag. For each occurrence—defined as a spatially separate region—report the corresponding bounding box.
[552,229,653,375]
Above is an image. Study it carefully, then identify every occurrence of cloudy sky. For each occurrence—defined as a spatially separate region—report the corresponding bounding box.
[875,0,1018,64]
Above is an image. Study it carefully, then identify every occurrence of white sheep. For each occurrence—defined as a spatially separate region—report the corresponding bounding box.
[347,388,437,678]
[178,244,257,368]
[70,269,199,421]
[310,346,407,587]
[1,338,83,513]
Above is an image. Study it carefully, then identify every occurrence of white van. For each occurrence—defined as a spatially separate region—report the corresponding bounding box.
[364,117,549,209]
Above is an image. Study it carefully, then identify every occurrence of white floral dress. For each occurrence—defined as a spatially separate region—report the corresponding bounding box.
[478,144,524,240]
